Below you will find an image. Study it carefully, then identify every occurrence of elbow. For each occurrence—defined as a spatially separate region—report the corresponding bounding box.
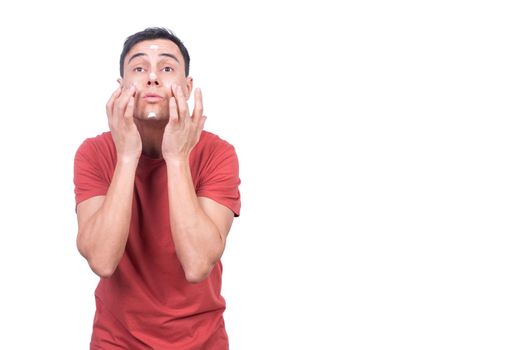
[185,274,207,284]
[183,262,213,284]
[77,234,118,278]
[84,253,118,278]
[85,249,119,278]
[89,261,117,279]
[179,246,223,284]
[184,269,209,284]
[78,245,117,278]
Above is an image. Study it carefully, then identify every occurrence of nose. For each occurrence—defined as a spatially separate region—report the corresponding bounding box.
[147,73,159,87]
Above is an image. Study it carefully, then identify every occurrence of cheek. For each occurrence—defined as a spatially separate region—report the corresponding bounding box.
[167,78,190,94]
[160,72,184,84]
[122,74,145,89]
[131,74,149,85]
[159,78,180,96]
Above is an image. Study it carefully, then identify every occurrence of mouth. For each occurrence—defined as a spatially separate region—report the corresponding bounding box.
[142,93,163,103]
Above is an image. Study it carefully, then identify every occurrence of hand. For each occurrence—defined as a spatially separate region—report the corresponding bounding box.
[106,84,142,162]
[162,86,206,162]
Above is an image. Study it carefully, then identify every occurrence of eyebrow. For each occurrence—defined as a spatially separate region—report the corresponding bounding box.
[128,52,180,64]
[159,53,180,63]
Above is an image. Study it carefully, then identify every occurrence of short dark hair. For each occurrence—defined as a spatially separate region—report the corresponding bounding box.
[119,27,190,77]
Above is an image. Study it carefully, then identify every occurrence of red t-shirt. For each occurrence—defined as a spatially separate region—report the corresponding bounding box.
[74,131,241,350]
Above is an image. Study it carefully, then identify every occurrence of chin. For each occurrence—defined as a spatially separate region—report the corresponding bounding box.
[136,108,168,120]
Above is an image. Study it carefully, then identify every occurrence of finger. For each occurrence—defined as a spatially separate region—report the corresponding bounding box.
[199,115,207,131]
[115,84,136,117]
[170,84,182,124]
[106,86,123,119]
[192,88,204,124]
[175,86,190,122]
[169,96,179,123]
[123,94,135,125]
[170,83,178,98]
[195,115,207,141]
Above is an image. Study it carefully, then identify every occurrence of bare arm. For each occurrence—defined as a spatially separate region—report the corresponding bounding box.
[76,84,141,278]
[162,86,234,283]
[166,159,234,283]
[76,158,138,277]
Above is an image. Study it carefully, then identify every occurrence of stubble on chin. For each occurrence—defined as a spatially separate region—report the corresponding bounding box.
[134,102,169,120]
[133,107,170,129]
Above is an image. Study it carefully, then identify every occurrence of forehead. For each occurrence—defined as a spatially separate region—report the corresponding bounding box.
[125,39,184,63]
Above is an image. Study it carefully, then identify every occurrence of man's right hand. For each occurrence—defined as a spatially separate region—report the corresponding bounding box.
[106,84,142,162]
[77,83,141,277]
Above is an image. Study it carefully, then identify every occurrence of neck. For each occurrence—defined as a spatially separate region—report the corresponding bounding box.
[134,118,168,159]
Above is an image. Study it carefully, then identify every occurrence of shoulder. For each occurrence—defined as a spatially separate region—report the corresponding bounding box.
[77,131,114,151]
[192,131,235,158]
[192,131,241,215]
[190,131,239,176]
[75,131,117,169]
[76,132,115,157]
[194,131,236,157]
[198,131,234,149]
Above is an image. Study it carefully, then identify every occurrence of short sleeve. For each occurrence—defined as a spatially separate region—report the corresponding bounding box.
[74,139,110,207]
[197,144,241,217]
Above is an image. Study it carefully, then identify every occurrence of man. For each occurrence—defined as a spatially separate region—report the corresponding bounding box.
[74,27,241,349]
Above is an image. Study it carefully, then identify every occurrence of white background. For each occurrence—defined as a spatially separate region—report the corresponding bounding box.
[0,1,523,349]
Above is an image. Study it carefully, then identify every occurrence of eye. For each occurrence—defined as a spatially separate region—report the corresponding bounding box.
[133,67,144,72]
[162,67,174,72]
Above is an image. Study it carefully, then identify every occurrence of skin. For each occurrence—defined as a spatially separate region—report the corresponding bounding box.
[76,39,234,283]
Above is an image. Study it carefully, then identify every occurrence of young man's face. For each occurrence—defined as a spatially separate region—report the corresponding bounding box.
[121,39,192,121]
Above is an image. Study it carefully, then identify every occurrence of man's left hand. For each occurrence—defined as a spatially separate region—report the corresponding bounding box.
[161,86,206,162]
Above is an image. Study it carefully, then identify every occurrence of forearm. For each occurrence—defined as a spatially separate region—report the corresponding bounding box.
[166,158,224,282]
[78,158,138,277]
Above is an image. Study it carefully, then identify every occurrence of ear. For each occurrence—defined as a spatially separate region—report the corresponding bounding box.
[185,77,193,100]
[117,78,122,86]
